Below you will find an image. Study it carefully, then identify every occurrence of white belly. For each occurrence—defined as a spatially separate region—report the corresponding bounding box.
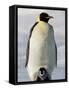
[27,23,56,80]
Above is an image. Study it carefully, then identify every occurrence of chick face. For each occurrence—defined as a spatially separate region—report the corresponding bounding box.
[37,67,51,81]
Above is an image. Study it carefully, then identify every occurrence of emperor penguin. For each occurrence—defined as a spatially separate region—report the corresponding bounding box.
[25,13,57,81]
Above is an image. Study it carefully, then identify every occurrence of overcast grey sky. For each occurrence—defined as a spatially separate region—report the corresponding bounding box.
[18,8,65,82]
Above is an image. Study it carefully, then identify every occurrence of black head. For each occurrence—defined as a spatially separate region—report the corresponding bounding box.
[40,13,53,23]
[37,68,51,81]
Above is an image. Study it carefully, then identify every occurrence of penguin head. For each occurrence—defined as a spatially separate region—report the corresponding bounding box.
[40,12,53,23]
[37,67,50,81]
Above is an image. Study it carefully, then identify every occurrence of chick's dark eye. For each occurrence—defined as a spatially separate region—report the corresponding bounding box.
[41,70,43,74]
[40,70,45,75]
[39,68,46,76]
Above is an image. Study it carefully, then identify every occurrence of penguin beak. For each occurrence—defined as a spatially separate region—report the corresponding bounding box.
[49,16,54,18]
[48,16,54,19]
[46,16,54,19]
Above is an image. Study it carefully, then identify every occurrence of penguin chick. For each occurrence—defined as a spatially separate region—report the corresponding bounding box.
[37,67,51,81]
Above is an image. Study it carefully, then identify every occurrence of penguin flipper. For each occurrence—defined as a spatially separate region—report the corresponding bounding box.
[25,22,38,67]
[25,39,29,67]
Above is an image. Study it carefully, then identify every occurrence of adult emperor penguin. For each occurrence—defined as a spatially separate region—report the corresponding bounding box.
[25,12,57,81]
